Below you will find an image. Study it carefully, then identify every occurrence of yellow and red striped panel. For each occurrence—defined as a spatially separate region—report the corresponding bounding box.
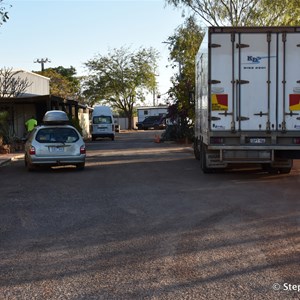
[289,94,300,111]
[212,94,228,111]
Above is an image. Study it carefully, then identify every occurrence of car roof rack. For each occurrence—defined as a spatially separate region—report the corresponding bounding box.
[42,110,71,125]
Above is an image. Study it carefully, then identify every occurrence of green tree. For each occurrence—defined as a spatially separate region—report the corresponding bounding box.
[165,16,204,140]
[165,0,300,26]
[35,66,81,101]
[83,47,159,129]
[0,0,11,27]
[253,0,300,26]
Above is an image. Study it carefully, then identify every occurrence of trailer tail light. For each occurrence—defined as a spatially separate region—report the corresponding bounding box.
[210,137,224,144]
[80,145,86,154]
[29,146,36,155]
[293,138,300,144]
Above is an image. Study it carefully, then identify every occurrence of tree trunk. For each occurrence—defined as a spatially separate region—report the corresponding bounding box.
[127,114,132,130]
[126,111,133,130]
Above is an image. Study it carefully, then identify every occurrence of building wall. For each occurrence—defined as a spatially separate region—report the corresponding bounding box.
[114,116,138,130]
[0,70,92,141]
[12,104,36,138]
[16,71,50,96]
[78,111,90,139]
[8,104,91,140]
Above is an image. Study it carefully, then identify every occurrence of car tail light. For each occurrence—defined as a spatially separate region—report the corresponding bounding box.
[29,146,36,155]
[80,145,86,154]
[293,138,300,144]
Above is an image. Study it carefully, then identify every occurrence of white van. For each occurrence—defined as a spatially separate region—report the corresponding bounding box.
[91,105,115,141]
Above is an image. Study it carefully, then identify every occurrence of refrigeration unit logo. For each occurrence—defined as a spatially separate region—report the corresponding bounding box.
[243,56,275,69]
[247,56,265,64]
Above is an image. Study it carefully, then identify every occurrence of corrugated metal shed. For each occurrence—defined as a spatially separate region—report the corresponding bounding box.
[13,70,50,97]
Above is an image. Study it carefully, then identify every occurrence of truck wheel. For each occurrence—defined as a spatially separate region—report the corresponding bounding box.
[194,139,200,160]
[279,159,293,174]
[278,167,292,174]
[263,165,292,174]
[200,143,212,173]
[262,164,280,174]
[262,159,293,174]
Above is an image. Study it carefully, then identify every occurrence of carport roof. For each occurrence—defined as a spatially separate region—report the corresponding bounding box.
[0,94,88,109]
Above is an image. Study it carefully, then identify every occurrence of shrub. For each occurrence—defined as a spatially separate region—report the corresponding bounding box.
[0,111,9,144]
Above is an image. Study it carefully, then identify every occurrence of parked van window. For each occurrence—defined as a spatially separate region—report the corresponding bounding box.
[93,116,112,124]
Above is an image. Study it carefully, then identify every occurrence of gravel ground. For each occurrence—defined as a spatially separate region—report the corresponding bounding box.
[0,131,299,299]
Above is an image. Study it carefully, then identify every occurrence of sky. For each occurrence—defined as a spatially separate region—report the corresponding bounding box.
[0,0,187,105]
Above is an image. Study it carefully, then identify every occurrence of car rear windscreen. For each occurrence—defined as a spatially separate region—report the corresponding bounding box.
[36,128,79,143]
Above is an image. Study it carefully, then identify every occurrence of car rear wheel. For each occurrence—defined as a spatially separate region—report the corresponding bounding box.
[76,163,85,170]
[25,155,36,172]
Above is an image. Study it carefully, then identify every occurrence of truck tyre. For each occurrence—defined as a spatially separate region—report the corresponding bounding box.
[262,164,281,174]
[279,160,293,174]
[262,164,292,174]
[278,167,292,174]
[200,142,212,173]
[194,138,200,160]
[262,159,293,174]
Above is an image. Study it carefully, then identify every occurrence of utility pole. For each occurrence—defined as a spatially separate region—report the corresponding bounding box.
[153,73,159,106]
[34,58,51,71]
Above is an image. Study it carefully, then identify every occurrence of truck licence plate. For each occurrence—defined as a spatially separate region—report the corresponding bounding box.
[250,138,265,144]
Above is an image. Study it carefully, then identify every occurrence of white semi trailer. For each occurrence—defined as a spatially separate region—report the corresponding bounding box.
[194,27,300,173]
